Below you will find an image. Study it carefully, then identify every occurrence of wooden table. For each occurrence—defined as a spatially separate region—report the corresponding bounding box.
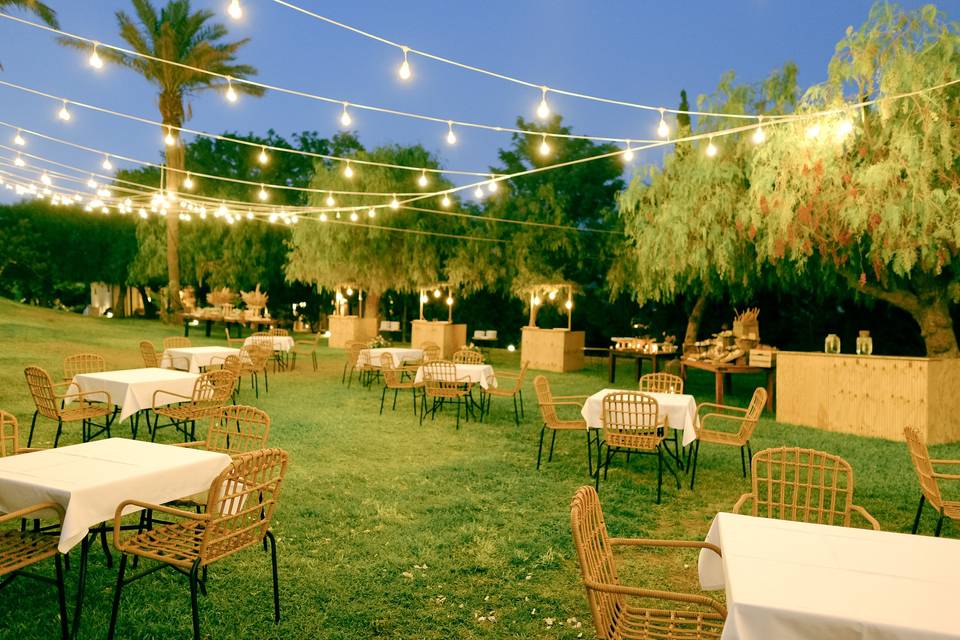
[608,349,680,383]
[182,314,277,337]
[680,358,775,412]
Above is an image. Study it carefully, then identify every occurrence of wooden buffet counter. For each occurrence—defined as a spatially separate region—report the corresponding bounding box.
[776,351,960,444]
[521,327,584,372]
[328,314,378,349]
[410,320,467,359]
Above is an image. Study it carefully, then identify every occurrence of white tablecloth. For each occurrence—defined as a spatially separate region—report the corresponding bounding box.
[72,368,199,422]
[0,438,231,552]
[243,336,295,352]
[414,363,497,390]
[358,347,424,367]
[163,346,240,373]
[698,512,960,640]
[581,389,698,446]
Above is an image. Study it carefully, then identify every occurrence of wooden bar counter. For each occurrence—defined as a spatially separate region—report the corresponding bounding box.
[328,315,378,349]
[521,327,584,372]
[411,320,467,358]
[776,351,960,444]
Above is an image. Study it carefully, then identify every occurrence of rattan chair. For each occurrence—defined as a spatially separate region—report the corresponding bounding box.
[290,332,323,372]
[482,363,528,426]
[228,343,270,398]
[904,426,960,536]
[639,372,685,467]
[421,342,441,362]
[379,353,423,415]
[162,336,192,350]
[150,370,237,442]
[533,375,594,473]
[250,333,288,372]
[688,387,766,490]
[570,485,725,640]
[733,447,880,529]
[139,340,188,370]
[342,340,366,387]
[107,448,289,640]
[452,349,483,364]
[223,327,245,347]
[220,355,242,402]
[420,360,473,429]
[1,502,70,639]
[597,391,678,503]
[63,352,106,381]
[0,410,41,456]
[24,366,113,447]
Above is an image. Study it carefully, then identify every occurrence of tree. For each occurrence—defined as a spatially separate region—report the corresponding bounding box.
[61,0,262,313]
[748,3,960,356]
[615,65,798,344]
[0,1,57,27]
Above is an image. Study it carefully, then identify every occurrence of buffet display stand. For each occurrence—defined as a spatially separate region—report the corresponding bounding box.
[681,358,775,413]
[776,351,960,444]
[410,284,466,358]
[328,283,377,349]
[608,337,680,383]
[519,284,584,373]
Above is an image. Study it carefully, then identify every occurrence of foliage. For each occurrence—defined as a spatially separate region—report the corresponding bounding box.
[0,0,57,28]
[0,201,137,307]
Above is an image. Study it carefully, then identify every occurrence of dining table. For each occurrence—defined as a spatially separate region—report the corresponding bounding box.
[413,363,498,390]
[580,388,699,447]
[163,345,240,373]
[358,347,424,368]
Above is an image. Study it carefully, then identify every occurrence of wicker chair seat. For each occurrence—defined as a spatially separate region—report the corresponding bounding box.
[615,606,725,639]
[0,530,60,574]
[942,500,960,519]
[606,431,665,451]
[154,404,221,422]
[119,520,206,569]
[697,428,744,446]
[57,404,113,422]
[550,417,588,431]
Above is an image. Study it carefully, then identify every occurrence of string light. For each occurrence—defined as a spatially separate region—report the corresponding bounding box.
[88,42,103,69]
[835,118,854,141]
[101,154,113,170]
[474,185,484,199]
[40,172,52,186]
[57,100,71,121]
[258,184,269,201]
[225,78,238,103]
[390,195,400,209]
[805,123,821,139]
[325,192,336,207]
[537,86,550,120]
[487,178,498,193]
[367,207,376,218]
[446,121,457,145]
[183,173,195,189]
[13,130,25,146]
[705,138,718,157]
[164,126,176,146]
[247,210,254,220]
[657,108,669,138]
[564,300,573,310]
[441,194,451,207]
[319,212,328,222]
[417,171,429,188]
[227,0,243,20]
[538,134,551,157]
[752,118,766,144]
[339,102,352,127]
[258,146,269,164]
[343,162,354,179]
[86,175,97,189]
[14,155,25,167]
[622,143,634,162]
[397,46,412,80]
[349,211,359,221]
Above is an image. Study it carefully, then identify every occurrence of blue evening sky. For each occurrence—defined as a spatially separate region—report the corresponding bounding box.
[0,0,936,204]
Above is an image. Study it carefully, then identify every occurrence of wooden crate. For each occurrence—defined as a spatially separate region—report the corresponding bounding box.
[776,351,960,444]
[749,350,776,368]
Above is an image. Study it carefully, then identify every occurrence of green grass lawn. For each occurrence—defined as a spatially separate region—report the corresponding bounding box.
[0,297,956,639]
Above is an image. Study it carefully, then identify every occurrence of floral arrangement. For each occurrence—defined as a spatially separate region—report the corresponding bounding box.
[462,343,482,352]
[368,334,392,348]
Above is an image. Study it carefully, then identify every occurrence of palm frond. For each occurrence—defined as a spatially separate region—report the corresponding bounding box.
[0,0,58,27]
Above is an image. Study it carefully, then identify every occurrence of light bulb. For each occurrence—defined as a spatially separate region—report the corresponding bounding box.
[705,139,718,157]
[564,300,573,310]
[340,103,352,127]
[346,287,354,296]
[216,203,228,217]
[164,126,176,146]
[420,294,429,303]
[335,211,341,219]
[390,195,400,210]
[446,121,457,145]
[532,296,541,306]
[89,44,103,69]
[622,144,634,162]
[227,0,242,20]
[487,179,498,193]
[441,194,451,207]
[445,296,454,306]
[40,173,52,186]
[101,155,113,171]
[343,163,354,179]
[13,130,25,146]
[258,185,269,201]
[368,208,376,218]
[246,211,254,220]
[319,212,328,222]
[14,155,25,168]
[805,123,821,139]
[752,125,766,145]
[86,176,97,189]
[398,46,412,80]
[350,211,359,222]
[548,290,557,301]
[433,289,441,298]
[183,174,195,190]
[268,212,277,223]
[836,119,854,140]
[474,185,484,199]
[325,193,336,207]
[539,135,551,157]
[418,171,429,188]
[225,79,238,103]
[657,109,669,138]
[58,101,71,121]
[258,147,269,165]
[537,86,550,120]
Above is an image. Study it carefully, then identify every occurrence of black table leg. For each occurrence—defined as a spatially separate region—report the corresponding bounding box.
[608,352,616,383]
[205,320,213,338]
[71,533,90,639]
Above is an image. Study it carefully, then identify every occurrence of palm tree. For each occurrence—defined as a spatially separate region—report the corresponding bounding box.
[61,0,262,312]
[0,1,58,27]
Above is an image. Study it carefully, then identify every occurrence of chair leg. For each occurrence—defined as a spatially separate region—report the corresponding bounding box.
[263,368,269,393]
[746,441,753,477]
[53,418,63,448]
[99,523,113,568]
[189,559,202,640]
[519,390,525,418]
[107,554,127,640]
[27,410,39,447]
[536,426,547,469]
[380,386,387,415]
[267,530,280,623]
[455,398,462,430]
[55,554,68,640]
[586,431,595,477]
[912,495,925,534]
[935,514,945,537]
[548,430,557,462]
[656,449,663,505]
[312,352,318,372]
[689,441,700,490]
[392,388,399,411]
[512,395,520,427]
[253,373,260,399]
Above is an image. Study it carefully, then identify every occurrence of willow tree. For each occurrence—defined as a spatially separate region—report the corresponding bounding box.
[615,66,797,344]
[748,4,960,356]
[61,0,262,312]
[285,144,476,317]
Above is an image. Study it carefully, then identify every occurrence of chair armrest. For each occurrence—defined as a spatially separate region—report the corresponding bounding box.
[152,389,192,407]
[930,459,960,465]
[732,493,752,513]
[699,412,746,431]
[172,441,207,448]
[541,401,585,408]
[582,578,727,618]
[610,537,722,558]
[554,394,590,400]
[0,501,64,525]
[113,499,209,549]
[850,504,881,530]
[15,447,45,454]
[60,389,112,406]
[932,472,960,481]
[698,402,748,415]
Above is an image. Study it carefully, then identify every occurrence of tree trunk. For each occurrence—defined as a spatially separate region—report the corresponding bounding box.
[684,291,709,347]
[365,289,381,323]
[160,92,184,314]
